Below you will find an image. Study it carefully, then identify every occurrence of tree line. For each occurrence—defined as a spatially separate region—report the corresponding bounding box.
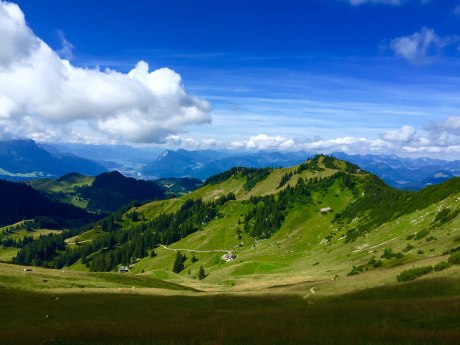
[13,193,236,272]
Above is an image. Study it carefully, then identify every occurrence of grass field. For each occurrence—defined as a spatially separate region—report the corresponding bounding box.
[1,277,460,345]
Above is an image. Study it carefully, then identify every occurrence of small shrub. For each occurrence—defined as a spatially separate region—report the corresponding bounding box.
[368,257,383,268]
[448,252,460,265]
[406,234,415,240]
[417,250,424,255]
[381,248,395,259]
[403,244,414,252]
[381,248,404,260]
[426,236,437,242]
[396,266,433,282]
[434,261,451,272]
[449,245,460,253]
[373,260,383,268]
[414,228,430,240]
[347,265,364,276]
[433,208,459,225]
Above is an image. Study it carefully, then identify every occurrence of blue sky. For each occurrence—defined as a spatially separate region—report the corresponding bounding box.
[2,0,460,158]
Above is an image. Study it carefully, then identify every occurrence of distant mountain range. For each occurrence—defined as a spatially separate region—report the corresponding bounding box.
[141,149,308,180]
[2,139,460,190]
[331,152,460,190]
[141,149,460,190]
[0,139,106,180]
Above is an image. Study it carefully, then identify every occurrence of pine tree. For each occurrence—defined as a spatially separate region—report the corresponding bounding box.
[172,251,185,273]
[191,254,198,263]
[198,265,206,280]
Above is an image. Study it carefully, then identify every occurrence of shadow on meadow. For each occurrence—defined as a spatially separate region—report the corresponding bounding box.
[1,277,460,345]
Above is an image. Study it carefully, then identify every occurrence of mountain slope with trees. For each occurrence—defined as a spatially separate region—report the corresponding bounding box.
[0,179,97,228]
[27,172,201,212]
[77,171,165,212]
[10,155,460,291]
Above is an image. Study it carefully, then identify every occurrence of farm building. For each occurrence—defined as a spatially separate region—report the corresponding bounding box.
[222,252,237,261]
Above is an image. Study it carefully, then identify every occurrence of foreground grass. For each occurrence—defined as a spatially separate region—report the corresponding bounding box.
[1,278,460,345]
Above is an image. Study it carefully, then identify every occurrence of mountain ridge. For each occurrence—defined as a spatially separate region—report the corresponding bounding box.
[142,148,460,190]
[0,179,97,228]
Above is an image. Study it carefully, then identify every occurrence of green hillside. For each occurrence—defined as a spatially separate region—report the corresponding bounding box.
[27,172,201,212]
[27,171,165,213]
[0,221,62,262]
[9,155,460,295]
[27,173,95,208]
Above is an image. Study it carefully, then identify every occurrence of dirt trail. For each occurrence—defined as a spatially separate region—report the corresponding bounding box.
[159,244,234,254]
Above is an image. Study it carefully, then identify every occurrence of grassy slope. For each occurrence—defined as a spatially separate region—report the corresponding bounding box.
[133,194,459,294]
[27,175,95,208]
[28,175,95,193]
[122,157,460,295]
[0,262,196,292]
[0,223,62,261]
[58,156,460,295]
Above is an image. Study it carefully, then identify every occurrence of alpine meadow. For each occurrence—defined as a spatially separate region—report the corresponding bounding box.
[1,1,460,345]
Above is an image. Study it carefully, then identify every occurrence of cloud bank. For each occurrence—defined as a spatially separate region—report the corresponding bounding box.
[167,119,460,159]
[0,1,211,144]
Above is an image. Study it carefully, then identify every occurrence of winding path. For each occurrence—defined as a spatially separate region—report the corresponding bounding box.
[158,244,235,254]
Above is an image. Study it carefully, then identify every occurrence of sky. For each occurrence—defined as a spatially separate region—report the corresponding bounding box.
[1,0,460,158]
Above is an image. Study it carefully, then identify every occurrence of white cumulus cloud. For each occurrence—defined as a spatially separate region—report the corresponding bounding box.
[388,27,457,63]
[56,29,74,60]
[0,1,211,144]
[231,134,296,151]
[426,116,460,138]
[382,125,417,142]
[228,134,393,154]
